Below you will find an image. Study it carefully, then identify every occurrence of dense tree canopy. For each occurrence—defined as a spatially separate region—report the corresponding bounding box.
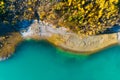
[0,0,42,24]
[0,0,4,14]
[0,0,120,35]
[49,0,120,35]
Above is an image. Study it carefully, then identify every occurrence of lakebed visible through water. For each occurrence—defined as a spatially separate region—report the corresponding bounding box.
[0,40,120,80]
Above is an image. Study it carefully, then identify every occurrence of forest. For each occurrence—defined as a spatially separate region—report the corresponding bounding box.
[0,0,120,35]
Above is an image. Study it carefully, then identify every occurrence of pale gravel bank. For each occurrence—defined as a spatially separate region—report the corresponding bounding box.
[0,20,119,61]
[21,20,120,54]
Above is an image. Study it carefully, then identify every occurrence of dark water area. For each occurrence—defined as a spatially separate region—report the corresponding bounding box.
[0,40,120,80]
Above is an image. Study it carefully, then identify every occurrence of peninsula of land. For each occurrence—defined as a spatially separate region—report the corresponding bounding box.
[0,20,120,61]
[0,0,120,61]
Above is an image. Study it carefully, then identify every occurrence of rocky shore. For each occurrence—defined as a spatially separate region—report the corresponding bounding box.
[0,0,120,61]
[0,19,120,61]
[21,20,120,54]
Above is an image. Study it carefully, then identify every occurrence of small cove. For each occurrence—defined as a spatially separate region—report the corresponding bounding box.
[0,40,120,80]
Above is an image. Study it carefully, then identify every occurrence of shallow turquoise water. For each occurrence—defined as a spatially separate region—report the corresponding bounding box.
[0,40,120,80]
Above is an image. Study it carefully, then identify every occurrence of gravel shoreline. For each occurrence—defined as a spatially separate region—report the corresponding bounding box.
[21,20,120,54]
[0,20,119,61]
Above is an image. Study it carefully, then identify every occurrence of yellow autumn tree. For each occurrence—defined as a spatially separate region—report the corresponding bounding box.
[51,0,120,35]
[0,0,4,14]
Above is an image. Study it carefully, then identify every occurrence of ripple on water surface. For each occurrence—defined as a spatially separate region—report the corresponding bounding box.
[0,40,120,80]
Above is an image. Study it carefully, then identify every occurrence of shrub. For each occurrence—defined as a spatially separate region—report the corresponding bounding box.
[0,0,5,14]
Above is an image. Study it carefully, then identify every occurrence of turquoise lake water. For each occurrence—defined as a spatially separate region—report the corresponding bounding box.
[0,40,120,80]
